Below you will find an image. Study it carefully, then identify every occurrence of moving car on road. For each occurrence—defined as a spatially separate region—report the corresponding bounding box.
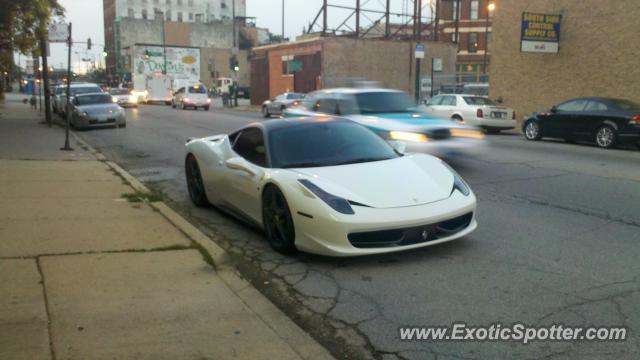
[55,83,103,117]
[523,97,640,149]
[184,118,477,256]
[109,88,138,108]
[284,88,486,157]
[424,94,516,133]
[172,84,211,110]
[262,92,305,117]
[70,93,126,130]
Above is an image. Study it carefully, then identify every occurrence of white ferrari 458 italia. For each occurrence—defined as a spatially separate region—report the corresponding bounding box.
[185,118,477,256]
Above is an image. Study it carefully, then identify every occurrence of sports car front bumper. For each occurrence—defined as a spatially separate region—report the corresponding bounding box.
[291,190,477,256]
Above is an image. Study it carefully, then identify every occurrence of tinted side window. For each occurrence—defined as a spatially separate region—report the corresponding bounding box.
[584,101,608,112]
[317,97,338,114]
[557,100,587,112]
[232,128,267,167]
[429,96,444,105]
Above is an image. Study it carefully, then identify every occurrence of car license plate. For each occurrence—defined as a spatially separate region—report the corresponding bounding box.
[491,112,506,119]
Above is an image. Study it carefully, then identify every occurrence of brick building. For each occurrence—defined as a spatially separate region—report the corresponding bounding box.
[250,37,457,105]
[435,0,494,81]
[490,0,640,122]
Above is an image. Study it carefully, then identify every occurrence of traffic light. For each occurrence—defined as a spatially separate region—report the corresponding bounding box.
[87,37,92,50]
[229,55,239,72]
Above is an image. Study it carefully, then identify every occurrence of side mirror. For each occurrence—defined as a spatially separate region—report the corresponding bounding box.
[550,106,558,113]
[389,141,407,154]
[225,157,256,176]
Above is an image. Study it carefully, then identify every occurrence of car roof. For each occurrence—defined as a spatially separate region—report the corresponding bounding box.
[310,87,404,95]
[69,83,100,88]
[74,92,109,97]
[241,117,351,133]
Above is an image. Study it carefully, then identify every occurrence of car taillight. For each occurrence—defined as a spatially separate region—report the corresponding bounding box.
[630,115,640,124]
[477,109,484,118]
[292,100,300,106]
[512,111,516,120]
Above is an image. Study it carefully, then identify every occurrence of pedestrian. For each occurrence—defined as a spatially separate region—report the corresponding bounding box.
[29,96,37,109]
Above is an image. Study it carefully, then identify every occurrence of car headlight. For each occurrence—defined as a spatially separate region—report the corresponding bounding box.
[441,161,471,196]
[298,179,355,215]
[389,131,429,142]
[129,95,137,103]
[112,96,118,103]
[81,112,88,117]
[450,128,485,139]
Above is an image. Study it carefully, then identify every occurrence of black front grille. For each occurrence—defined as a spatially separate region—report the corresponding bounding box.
[89,118,116,124]
[348,212,473,248]
[428,128,451,140]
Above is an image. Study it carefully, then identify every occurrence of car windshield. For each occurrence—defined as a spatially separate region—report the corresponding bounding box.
[609,99,640,111]
[189,85,207,94]
[71,86,101,95]
[269,121,400,169]
[76,94,113,106]
[463,97,497,106]
[286,93,304,100]
[110,89,129,95]
[354,92,415,114]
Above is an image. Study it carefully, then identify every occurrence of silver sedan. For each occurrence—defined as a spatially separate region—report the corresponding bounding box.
[70,93,126,130]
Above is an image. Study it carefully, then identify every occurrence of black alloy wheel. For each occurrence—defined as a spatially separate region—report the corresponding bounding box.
[185,155,209,207]
[262,106,270,118]
[262,185,296,254]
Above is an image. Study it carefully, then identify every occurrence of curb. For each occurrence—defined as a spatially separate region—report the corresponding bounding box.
[69,130,335,360]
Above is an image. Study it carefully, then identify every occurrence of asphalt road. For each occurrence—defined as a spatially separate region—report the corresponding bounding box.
[76,104,640,360]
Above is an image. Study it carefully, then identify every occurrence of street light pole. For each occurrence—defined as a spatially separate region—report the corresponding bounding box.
[282,0,285,40]
[483,2,495,75]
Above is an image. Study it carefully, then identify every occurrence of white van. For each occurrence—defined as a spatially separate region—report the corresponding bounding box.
[171,84,211,111]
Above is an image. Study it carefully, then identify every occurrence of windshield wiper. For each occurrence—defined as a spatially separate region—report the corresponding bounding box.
[333,157,391,166]
[281,162,326,169]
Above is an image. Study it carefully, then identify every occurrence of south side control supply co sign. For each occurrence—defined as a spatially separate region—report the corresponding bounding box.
[521,12,562,54]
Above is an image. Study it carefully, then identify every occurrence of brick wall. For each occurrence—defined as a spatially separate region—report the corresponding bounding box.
[490,0,640,123]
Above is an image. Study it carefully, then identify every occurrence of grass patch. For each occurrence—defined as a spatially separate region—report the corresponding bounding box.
[192,240,216,269]
[121,188,166,203]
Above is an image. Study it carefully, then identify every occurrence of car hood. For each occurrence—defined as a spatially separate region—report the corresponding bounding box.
[77,104,121,115]
[289,154,454,209]
[347,112,466,132]
[112,94,130,100]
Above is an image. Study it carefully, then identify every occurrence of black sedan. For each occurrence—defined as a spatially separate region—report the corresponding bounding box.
[523,97,640,149]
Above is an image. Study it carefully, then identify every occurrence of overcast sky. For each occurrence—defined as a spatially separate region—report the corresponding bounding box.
[16,0,431,72]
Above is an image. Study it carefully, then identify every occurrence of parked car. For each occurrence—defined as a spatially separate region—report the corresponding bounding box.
[424,94,516,133]
[262,92,305,117]
[70,93,126,130]
[523,97,640,149]
[284,88,487,157]
[55,83,103,117]
[184,118,477,256]
[109,88,138,108]
[171,84,211,110]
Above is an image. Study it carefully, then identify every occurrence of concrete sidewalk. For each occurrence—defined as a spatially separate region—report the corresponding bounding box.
[0,93,334,360]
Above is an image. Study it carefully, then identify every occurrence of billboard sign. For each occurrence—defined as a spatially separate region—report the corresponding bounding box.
[520,12,561,54]
[133,46,200,89]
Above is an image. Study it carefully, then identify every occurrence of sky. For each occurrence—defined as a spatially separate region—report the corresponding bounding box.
[16,0,432,73]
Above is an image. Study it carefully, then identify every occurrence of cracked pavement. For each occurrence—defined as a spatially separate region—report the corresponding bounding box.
[76,104,640,359]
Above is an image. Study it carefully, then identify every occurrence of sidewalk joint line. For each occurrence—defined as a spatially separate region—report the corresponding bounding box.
[35,257,57,360]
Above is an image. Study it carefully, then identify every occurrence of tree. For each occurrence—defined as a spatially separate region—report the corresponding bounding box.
[0,0,64,96]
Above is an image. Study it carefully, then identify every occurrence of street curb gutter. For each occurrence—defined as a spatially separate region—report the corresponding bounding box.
[70,130,335,360]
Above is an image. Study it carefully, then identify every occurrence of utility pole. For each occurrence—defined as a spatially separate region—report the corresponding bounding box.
[282,0,285,40]
[232,0,238,107]
[61,22,73,151]
[40,34,52,126]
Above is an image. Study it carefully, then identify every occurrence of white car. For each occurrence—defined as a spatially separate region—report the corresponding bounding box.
[424,94,516,133]
[185,118,477,257]
[109,88,138,108]
[172,84,211,110]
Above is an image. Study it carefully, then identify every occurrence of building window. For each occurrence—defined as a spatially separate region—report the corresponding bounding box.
[470,0,479,20]
[188,12,193,21]
[142,9,148,19]
[166,10,171,21]
[127,8,134,18]
[195,14,203,23]
[468,33,479,53]
[221,1,227,9]
[177,12,183,22]
[452,33,458,43]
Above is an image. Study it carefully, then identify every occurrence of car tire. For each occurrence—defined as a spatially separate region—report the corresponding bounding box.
[203,106,210,111]
[185,154,210,207]
[118,123,126,128]
[262,106,270,118]
[595,125,617,149]
[165,101,171,106]
[280,106,286,114]
[171,101,176,109]
[524,120,542,141]
[262,185,297,254]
